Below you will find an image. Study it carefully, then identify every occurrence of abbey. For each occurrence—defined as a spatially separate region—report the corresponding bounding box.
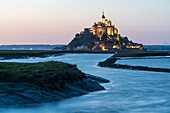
[65,11,144,51]
[89,11,118,39]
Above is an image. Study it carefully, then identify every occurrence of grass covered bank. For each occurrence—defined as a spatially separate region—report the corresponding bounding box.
[0,61,108,106]
[98,58,170,73]
[0,61,86,87]
[98,51,170,73]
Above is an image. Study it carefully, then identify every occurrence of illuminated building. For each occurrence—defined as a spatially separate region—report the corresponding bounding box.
[65,11,144,51]
[88,11,117,39]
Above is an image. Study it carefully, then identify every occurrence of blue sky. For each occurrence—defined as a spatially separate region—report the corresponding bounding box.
[0,0,170,44]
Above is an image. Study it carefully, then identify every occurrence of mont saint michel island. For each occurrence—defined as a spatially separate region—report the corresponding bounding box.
[1,0,170,112]
[65,11,144,51]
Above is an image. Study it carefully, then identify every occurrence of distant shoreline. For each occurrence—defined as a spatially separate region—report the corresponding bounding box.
[0,50,116,60]
[0,50,170,60]
[0,44,170,51]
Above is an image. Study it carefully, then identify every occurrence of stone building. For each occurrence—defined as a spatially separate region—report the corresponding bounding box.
[89,11,118,39]
[65,11,144,51]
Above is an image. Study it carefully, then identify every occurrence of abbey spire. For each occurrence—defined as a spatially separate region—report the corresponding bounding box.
[102,10,105,18]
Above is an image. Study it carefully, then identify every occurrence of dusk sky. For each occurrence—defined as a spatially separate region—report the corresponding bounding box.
[0,0,170,45]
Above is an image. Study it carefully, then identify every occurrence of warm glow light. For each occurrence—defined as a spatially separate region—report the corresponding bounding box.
[113,45,120,49]
[126,45,141,49]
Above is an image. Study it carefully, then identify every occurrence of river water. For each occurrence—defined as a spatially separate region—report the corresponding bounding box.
[0,54,170,113]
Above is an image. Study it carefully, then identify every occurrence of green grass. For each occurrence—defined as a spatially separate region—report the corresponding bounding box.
[0,61,86,90]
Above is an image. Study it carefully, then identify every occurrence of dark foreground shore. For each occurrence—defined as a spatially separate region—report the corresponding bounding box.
[0,61,109,106]
[98,51,170,73]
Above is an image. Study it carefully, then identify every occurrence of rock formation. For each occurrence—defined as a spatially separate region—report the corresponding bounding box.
[65,11,144,51]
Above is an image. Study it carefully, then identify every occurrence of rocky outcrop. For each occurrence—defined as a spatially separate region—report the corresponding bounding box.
[65,12,144,51]
[0,61,109,106]
[65,32,144,51]
[0,76,107,106]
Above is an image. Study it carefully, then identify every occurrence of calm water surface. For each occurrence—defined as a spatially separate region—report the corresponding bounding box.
[0,54,170,113]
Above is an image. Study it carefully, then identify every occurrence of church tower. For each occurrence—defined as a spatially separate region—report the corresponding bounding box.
[101,10,106,23]
[102,10,105,19]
